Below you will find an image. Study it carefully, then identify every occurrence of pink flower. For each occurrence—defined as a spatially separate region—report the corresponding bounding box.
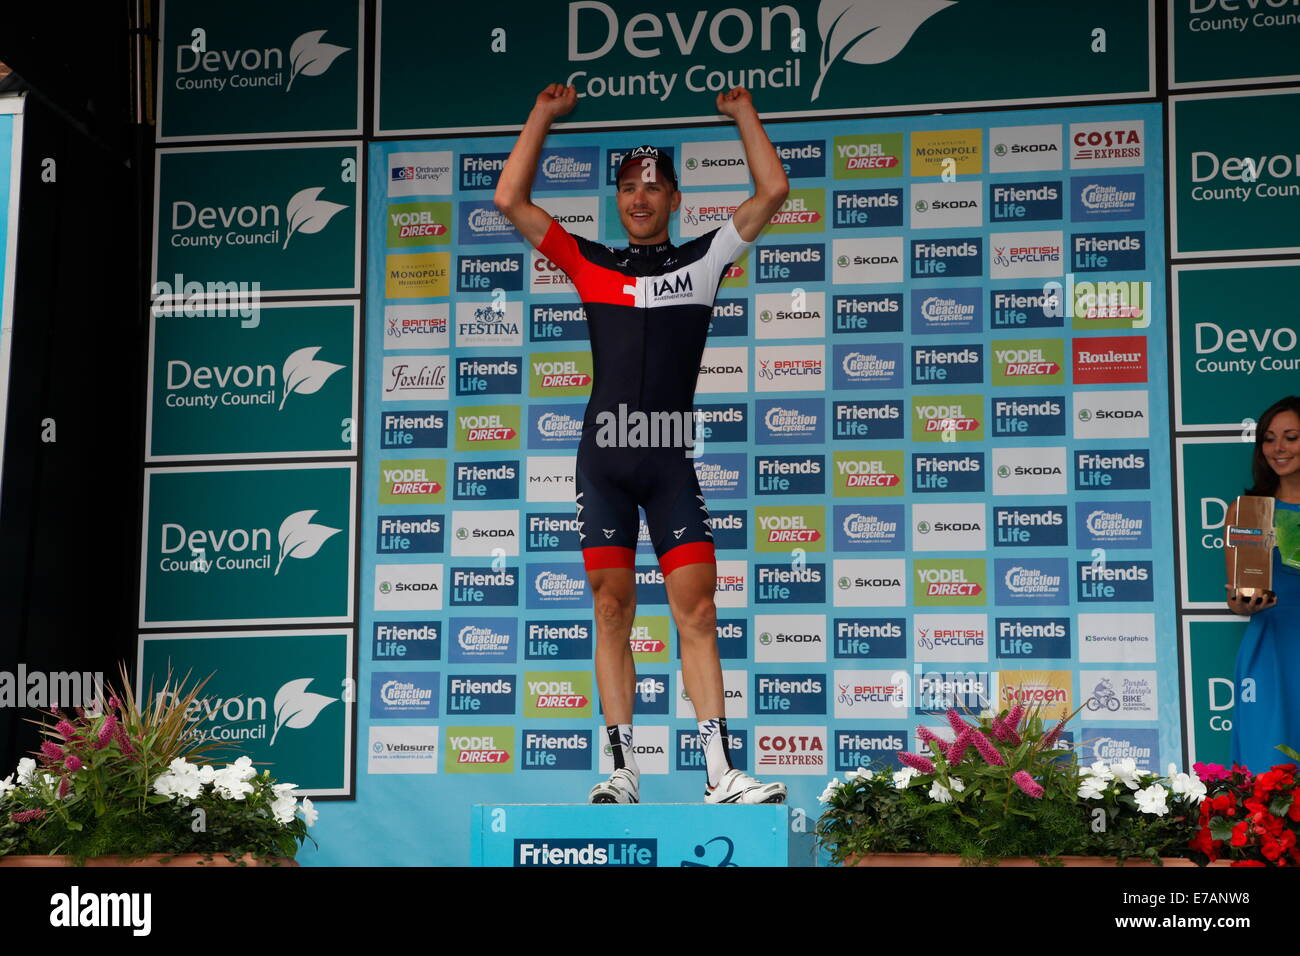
[944,708,971,738]
[57,777,70,799]
[114,723,134,756]
[10,808,46,823]
[1001,725,1023,747]
[946,729,972,764]
[1194,762,1231,783]
[63,755,82,772]
[95,714,117,750]
[1006,703,1026,729]
[108,696,121,711]
[917,725,940,746]
[40,740,63,762]
[55,720,77,740]
[970,729,1005,766]
[1013,770,1044,799]
[1040,716,1068,750]
[898,752,937,775]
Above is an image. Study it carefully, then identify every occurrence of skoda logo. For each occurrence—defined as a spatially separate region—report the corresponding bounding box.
[837,576,850,590]
[760,310,772,323]
[997,466,1010,478]
[994,143,1007,156]
[456,527,468,539]
[917,521,931,534]
[379,581,391,593]
[759,632,772,645]
[1078,409,1092,421]
[915,200,928,212]
[686,158,698,169]
[836,255,849,267]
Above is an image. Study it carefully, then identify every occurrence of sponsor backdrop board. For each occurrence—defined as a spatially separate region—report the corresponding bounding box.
[138,630,354,795]
[1181,617,1248,770]
[1169,0,1300,88]
[1169,89,1300,258]
[375,0,1154,134]
[1172,261,1300,432]
[350,101,1175,866]
[1176,437,1257,610]
[157,0,363,141]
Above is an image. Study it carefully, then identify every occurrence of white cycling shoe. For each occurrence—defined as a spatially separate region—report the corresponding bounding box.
[703,768,787,805]
[588,768,640,804]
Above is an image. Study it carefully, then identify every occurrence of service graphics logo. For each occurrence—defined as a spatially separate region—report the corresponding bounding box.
[833,343,903,390]
[910,288,981,335]
[755,291,826,340]
[1073,390,1149,440]
[911,344,984,385]
[754,614,827,663]
[989,125,1063,173]
[989,231,1064,280]
[1071,174,1143,222]
[142,465,353,626]
[911,237,982,278]
[995,558,1068,606]
[833,134,904,178]
[910,180,983,229]
[834,399,904,441]
[913,559,986,607]
[833,558,906,607]
[992,446,1067,496]
[774,139,826,178]
[833,618,907,659]
[445,675,515,716]
[756,399,823,444]
[698,346,750,394]
[526,457,576,503]
[458,254,523,293]
[992,396,1065,437]
[756,243,825,283]
[525,619,592,661]
[1075,502,1152,550]
[754,506,825,553]
[371,672,438,719]
[449,510,519,557]
[990,339,1064,386]
[379,458,445,504]
[911,129,981,176]
[755,726,827,775]
[995,618,1071,659]
[1077,560,1154,603]
[989,181,1063,223]
[999,670,1072,719]
[767,189,826,233]
[834,504,904,552]
[677,670,747,719]
[755,345,825,392]
[678,190,746,239]
[990,287,1063,330]
[1069,120,1145,168]
[376,514,442,555]
[993,506,1068,548]
[832,189,903,229]
[535,147,598,190]
[388,151,453,196]
[914,614,988,663]
[912,502,986,552]
[1079,671,1157,720]
[833,450,905,497]
[448,617,515,663]
[522,730,591,770]
[522,672,592,719]
[599,726,669,775]
[681,140,749,186]
[387,201,451,246]
[835,730,906,771]
[1073,448,1150,490]
[445,726,513,773]
[381,409,447,450]
[454,460,519,500]
[911,395,984,442]
[526,564,585,607]
[913,452,985,494]
[677,728,747,773]
[1078,613,1156,664]
[368,726,438,775]
[374,563,443,612]
[383,356,449,402]
[383,303,449,350]
[833,237,904,284]
[373,620,441,662]
[1079,730,1159,771]
[1071,230,1145,272]
[833,670,908,718]
[454,405,522,451]
[754,563,826,604]
[385,252,450,298]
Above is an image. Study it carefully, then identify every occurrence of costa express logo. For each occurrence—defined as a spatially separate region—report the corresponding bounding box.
[914,559,986,607]
[445,726,513,773]
[379,458,445,504]
[911,395,984,442]
[755,506,825,552]
[833,450,904,496]
[523,672,592,718]
[755,726,827,774]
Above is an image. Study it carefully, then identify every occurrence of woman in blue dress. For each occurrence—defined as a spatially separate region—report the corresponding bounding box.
[1227,396,1300,772]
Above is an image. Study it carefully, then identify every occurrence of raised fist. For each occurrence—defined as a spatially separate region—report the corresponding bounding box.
[534,83,578,119]
[716,87,754,118]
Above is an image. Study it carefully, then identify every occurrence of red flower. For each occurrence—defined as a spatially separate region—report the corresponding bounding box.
[1231,860,1267,867]
[1230,821,1249,847]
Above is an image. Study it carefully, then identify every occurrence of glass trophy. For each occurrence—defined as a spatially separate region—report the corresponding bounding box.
[1226,495,1275,598]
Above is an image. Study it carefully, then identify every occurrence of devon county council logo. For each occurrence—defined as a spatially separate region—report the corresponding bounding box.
[810,0,957,101]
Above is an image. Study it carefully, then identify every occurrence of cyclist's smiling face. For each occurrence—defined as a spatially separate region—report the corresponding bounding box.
[616,174,680,245]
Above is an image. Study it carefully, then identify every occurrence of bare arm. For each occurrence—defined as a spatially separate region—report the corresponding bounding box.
[717,88,790,243]
[493,84,577,248]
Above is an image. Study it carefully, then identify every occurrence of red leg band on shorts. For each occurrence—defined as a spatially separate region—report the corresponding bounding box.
[659,540,716,576]
[583,546,636,571]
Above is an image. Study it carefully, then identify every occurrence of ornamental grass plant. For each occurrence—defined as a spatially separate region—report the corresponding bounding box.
[0,664,317,865]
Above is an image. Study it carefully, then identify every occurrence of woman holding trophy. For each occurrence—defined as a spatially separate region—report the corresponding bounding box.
[1225,396,1300,771]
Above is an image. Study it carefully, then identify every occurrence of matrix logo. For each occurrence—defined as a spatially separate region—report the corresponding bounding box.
[754,506,825,552]
[914,559,986,607]
[524,672,592,718]
[514,839,655,867]
[445,727,513,773]
[911,395,984,442]
[832,450,904,497]
[991,340,1064,386]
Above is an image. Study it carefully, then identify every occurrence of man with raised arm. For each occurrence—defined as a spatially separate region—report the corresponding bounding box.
[494,83,789,805]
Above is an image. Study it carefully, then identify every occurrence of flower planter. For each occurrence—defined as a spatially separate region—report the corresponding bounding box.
[845,853,1228,867]
[0,853,298,867]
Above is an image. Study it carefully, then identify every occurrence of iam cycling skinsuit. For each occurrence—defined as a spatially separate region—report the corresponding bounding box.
[535,215,752,576]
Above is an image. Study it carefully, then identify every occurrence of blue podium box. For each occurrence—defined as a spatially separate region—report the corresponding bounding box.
[470,804,789,867]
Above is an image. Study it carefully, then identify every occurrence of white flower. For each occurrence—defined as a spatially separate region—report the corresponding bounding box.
[1110,758,1141,790]
[41,773,57,787]
[229,755,258,782]
[16,758,36,786]
[929,780,953,802]
[817,777,841,804]
[950,777,966,793]
[196,764,218,785]
[299,798,317,827]
[270,794,298,825]
[893,767,919,789]
[211,767,255,801]
[1086,760,1114,782]
[0,774,14,800]
[1077,776,1107,800]
[168,757,196,775]
[1134,783,1169,816]
[845,767,873,783]
[1167,763,1208,804]
[152,769,202,803]
[272,782,299,795]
